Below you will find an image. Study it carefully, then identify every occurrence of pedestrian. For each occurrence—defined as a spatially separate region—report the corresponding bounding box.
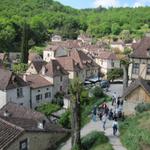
[108,109,113,120]
[113,92,117,103]
[92,105,97,122]
[112,119,118,135]
[117,97,120,108]
[112,96,115,106]
[102,113,107,130]
[120,99,124,106]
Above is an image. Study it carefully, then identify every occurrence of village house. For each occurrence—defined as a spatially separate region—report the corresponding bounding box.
[25,74,53,109]
[0,102,68,150]
[123,35,150,103]
[94,51,120,76]
[77,34,92,44]
[51,34,62,42]
[110,41,125,52]
[0,68,30,109]
[41,59,69,97]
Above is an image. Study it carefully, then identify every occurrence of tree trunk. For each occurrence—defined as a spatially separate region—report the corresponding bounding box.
[123,64,129,92]
[71,94,81,149]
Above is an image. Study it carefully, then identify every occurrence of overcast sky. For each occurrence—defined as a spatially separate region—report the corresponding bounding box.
[55,0,150,9]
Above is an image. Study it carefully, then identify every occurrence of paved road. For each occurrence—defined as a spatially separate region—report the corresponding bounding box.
[60,102,127,150]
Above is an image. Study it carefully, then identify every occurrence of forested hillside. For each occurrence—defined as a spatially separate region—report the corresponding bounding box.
[0,0,149,52]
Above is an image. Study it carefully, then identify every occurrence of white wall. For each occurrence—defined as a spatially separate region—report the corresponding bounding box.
[0,90,7,108]
[6,86,30,108]
[26,64,38,75]
[43,51,55,62]
[31,86,53,109]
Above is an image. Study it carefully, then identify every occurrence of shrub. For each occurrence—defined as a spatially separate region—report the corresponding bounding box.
[59,110,71,129]
[135,103,150,113]
[81,131,108,150]
[92,86,104,98]
[36,103,60,116]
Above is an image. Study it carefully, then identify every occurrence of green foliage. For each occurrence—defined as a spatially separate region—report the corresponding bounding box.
[36,103,60,116]
[135,103,150,113]
[120,111,150,150]
[81,131,110,150]
[80,89,89,105]
[59,110,71,129]
[29,46,45,56]
[13,63,28,74]
[92,86,104,98]
[107,68,123,81]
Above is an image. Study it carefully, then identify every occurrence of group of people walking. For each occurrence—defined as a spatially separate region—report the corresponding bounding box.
[92,92,125,136]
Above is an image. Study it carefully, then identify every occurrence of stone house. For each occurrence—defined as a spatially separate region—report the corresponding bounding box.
[0,102,68,150]
[94,51,120,76]
[110,41,125,52]
[41,59,69,97]
[128,36,150,80]
[51,35,62,42]
[77,34,92,44]
[0,69,30,109]
[123,35,150,103]
[25,74,53,109]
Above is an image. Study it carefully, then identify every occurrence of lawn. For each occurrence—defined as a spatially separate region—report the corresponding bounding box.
[120,111,150,150]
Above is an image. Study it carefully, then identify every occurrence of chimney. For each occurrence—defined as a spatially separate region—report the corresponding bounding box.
[42,67,46,75]
[37,122,44,129]
[3,110,10,117]
[23,74,27,82]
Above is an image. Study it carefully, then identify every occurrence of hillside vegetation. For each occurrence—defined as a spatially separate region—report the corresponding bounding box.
[0,0,149,52]
[120,111,150,150]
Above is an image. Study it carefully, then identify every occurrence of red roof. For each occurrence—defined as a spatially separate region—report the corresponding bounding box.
[96,51,117,60]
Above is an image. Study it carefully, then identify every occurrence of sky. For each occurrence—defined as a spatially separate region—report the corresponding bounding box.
[55,0,150,9]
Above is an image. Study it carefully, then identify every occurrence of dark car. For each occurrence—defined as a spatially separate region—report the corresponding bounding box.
[100,80,110,88]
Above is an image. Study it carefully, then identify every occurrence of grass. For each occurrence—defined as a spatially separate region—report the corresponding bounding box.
[91,143,113,150]
[120,111,150,150]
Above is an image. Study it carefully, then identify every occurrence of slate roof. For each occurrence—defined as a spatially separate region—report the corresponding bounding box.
[130,37,150,58]
[122,78,150,98]
[0,69,28,91]
[26,74,53,89]
[43,59,68,77]
[0,117,24,149]
[29,61,46,73]
[28,53,43,62]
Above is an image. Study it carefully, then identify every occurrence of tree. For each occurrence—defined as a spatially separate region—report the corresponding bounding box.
[111,23,121,35]
[69,78,83,149]
[120,30,132,43]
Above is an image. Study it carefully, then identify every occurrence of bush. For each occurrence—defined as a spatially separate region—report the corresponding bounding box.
[135,103,150,113]
[36,103,60,116]
[59,110,71,129]
[92,86,104,98]
[81,131,108,150]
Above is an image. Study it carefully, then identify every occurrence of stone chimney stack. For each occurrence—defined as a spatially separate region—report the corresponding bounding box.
[42,67,46,75]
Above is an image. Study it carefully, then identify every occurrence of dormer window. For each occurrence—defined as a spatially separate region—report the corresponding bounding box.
[147,48,150,56]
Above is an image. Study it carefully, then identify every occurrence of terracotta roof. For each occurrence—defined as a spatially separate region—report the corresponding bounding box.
[43,59,68,77]
[130,37,150,58]
[0,69,28,90]
[28,53,43,62]
[0,117,24,149]
[56,56,81,72]
[122,78,150,98]
[30,61,46,73]
[70,49,99,69]
[96,51,117,60]
[26,74,53,89]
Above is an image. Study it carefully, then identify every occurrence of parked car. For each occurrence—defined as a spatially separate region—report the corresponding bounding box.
[100,80,110,88]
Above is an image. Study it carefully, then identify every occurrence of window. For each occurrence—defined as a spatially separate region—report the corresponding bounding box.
[60,76,63,81]
[60,86,62,91]
[132,63,139,74]
[47,53,50,57]
[38,90,40,92]
[147,64,150,75]
[20,139,28,150]
[17,88,23,98]
[45,92,51,99]
[36,94,42,101]
[47,88,49,90]
[111,61,114,67]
